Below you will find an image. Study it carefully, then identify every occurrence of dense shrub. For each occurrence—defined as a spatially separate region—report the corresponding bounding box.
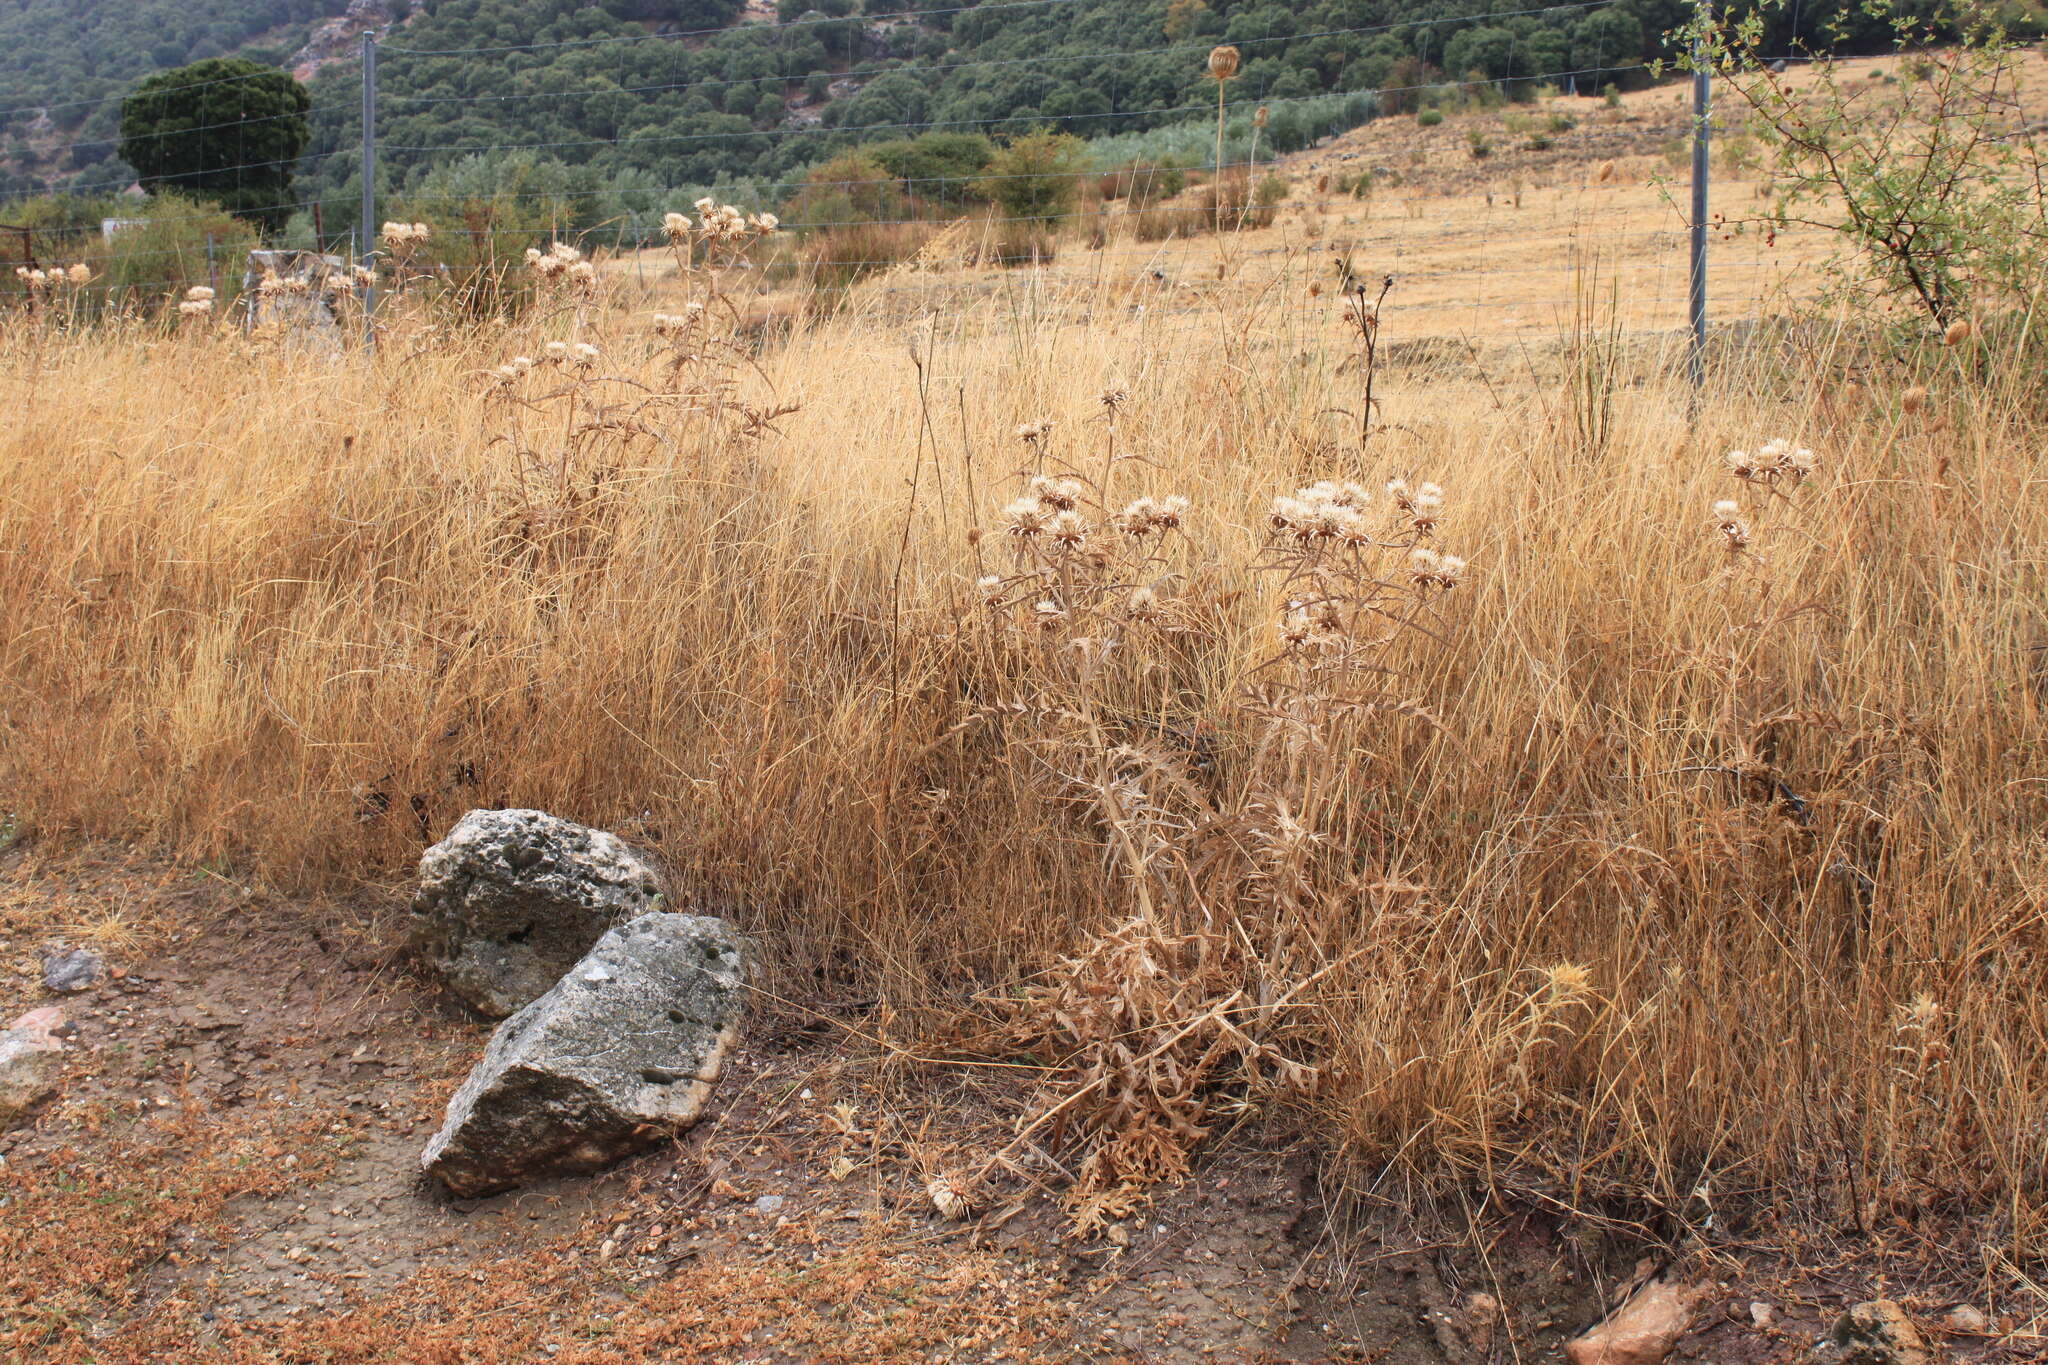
[1096,162,1188,206]
[973,130,1090,226]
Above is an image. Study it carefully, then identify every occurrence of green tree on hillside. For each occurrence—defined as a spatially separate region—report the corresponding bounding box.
[119,57,311,234]
[975,129,1089,223]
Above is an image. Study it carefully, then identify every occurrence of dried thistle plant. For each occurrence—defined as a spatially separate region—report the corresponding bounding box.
[963,396,1472,1234]
[646,200,794,434]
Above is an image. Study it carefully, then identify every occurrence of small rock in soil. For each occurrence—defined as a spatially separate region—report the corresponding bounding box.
[0,1006,67,1128]
[1941,1305,1988,1335]
[1566,1276,1701,1365]
[410,809,667,1018]
[1810,1300,1934,1365]
[421,912,742,1197]
[41,946,102,992]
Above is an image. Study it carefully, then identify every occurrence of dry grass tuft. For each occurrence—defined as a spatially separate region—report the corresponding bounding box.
[2,227,2046,1275]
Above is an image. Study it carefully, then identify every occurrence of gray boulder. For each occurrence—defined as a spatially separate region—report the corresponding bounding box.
[41,946,102,992]
[420,912,743,1197]
[411,809,666,1017]
[0,1006,66,1129]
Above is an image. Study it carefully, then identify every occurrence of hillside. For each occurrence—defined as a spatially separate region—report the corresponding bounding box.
[7,0,2033,232]
[8,0,1950,222]
[0,0,354,195]
[283,0,1746,242]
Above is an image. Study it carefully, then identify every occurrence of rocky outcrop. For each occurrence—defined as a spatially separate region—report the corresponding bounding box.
[410,809,666,1018]
[290,0,422,82]
[420,913,743,1197]
[243,250,347,354]
[0,1006,67,1129]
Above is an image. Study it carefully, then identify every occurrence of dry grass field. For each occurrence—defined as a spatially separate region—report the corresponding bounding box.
[2,54,2046,1361]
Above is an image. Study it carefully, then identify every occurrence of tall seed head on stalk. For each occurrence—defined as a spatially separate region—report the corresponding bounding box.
[1208,45,1242,233]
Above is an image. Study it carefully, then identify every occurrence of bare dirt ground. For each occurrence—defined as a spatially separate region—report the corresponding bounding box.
[1,850,2034,1362]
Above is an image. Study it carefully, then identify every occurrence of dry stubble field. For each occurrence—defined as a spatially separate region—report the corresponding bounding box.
[1,59,2045,1363]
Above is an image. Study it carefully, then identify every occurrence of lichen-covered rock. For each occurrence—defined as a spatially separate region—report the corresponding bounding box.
[1808,1301,1933,1365]
[421,913,742,1197]
[0,1006,67,1129]
[41,946,101,993]
[410,809,665,1017]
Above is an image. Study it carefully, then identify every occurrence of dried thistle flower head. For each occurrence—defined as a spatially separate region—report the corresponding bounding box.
[1254,104,1269,128]
[571,342,599,365]
[381,220,431,249]
[1404,482,1444,532]
[1942,318,1972,347]
[1002,496,1048,537]
[1729,439,1818,486]
[1409,547,1466,590]
[748,211,779,234]
[1277,601,1344,652]
[1045,509,1090,552]
[1712,499,1751,550]
[662,212,691,242]
[1015,419,1054,445]
[544,340,569,361]
[66,263,90,285]
[185,285,215,303]
[1027,475,1084,511]
[567,260,597,288]
[1115,493,1190,537]
[1901,386,1929,415]
[1271,480,1380,545]
[1099,386,1129,411]
[926,1173,972,1221]
[1127,586,1160,620]
[1208,45,1241,81]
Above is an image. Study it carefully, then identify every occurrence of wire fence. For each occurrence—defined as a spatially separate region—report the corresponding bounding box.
[0,9,1816,358]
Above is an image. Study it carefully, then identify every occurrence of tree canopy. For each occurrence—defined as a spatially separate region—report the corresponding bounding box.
[120,57,312,232]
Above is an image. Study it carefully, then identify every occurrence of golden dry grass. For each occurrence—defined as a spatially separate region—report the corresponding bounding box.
[3,160,2046,1287]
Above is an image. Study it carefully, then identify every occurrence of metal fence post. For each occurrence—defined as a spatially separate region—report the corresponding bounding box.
[359,30,378,346]
[1688,0,1712,389]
